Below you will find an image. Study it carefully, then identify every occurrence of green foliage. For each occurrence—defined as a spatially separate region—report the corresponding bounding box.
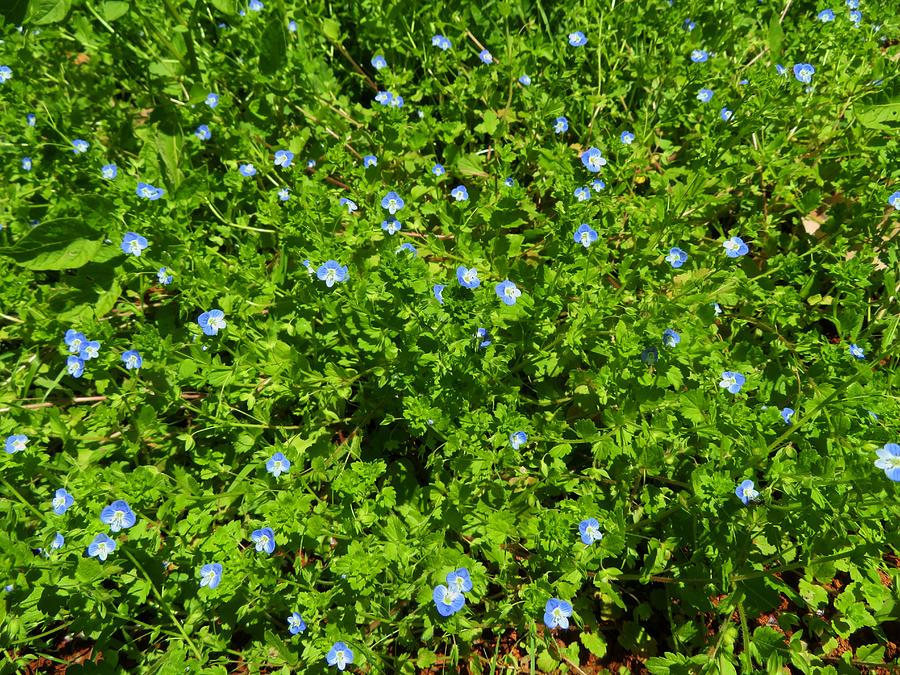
[1,0,899,672]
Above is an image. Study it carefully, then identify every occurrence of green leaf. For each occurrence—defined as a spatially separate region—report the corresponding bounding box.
[854,103,900,130]
[322,17,340,41]
[209,0,236,14]
[259,18,288,75]
[28,0,70,24]
[767,16,784,57]
[156,129,184,191]
[0,221,105,270]
[102,1,130,21]
[95,279,122,319]
[580,632,607,658]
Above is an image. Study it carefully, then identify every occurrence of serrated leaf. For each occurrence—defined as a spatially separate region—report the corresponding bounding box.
[580,632,607,658]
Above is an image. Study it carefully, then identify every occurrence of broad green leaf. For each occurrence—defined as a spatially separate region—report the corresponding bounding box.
[0,221,105,270]
[102,1,130,21]
[259,18,288,75]
[767,16,783,57]
[28,0,70,24]
[209,0,235,13]
[322,17,340,41]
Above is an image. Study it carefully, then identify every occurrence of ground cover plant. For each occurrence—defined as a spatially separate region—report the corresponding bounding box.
[1,0,899,672]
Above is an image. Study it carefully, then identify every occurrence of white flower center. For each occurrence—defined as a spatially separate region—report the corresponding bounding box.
[335,652,346,668]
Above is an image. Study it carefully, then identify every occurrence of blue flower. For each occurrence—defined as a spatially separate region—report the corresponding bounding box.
[371,55,387,70]
[381,191,405,214]
[735,479,759,505]
[574,186,590,202]
[278,188,290,202]
[195,124,211,141]
[72,139,89,154]
[475,327,491,348]
[87,533,117,561]
[478,49,493,64]
[239,163,257,177]
[0,66,12,83]
[663,328,680,348]
[374,90,393,105]
[5,434,28,454]
[381,218,401,235]
[51,533,64,550]
[199,563,223,589]
[205,93,219,108]
[504,177,515,187]
[198,309,226,336]
[157,267,173,285]
[101,500,136,532]
[248,0,263,11]
[697,88,714,103]
[578,518,603,545]
[326,642,354,671]
[79,341,100,361]
[665,247,688,268]
[136,181,165,200]
[720,371,746,394]
[451,185,468,201]
[274,150,294,168]
[67,356,85,378]
[817,8,835,21]
[620,130,635,145]
[447,568,473,593]
[433,284,446,305]
[495,280,521,306]
[431,35,452,50]
[288,612,307,634]
[509,431,528,449]
[781,407,794,424]
[433,584,465,616]
[266,451,291,478]
[713,303,723,316]
[849,343,865,359]
[251,527,276,554]
[363,155,377,168]
[26,113,36,127]
[121,232,149,256]
[390,94,404,108]
[691,49,709,63]
[101,164,117,179]
[874,443,900,481]
[888,191,900,209]
[849,9,861,24]
[720,107,733,121]
[518,74,531,86]
[793,63,815,84]
[397,242,417,256]
[592,179,606,191]
[544,598,573,629]
[683,18,696,30]
[64,330,86,353]
[846,0,858,8]
[723,236,749,257]
[432,163,445,176]
[568,31,587,46]
[339,197,358,213]
[22,157,32,171]
[554,116,569,133]
[574,224,598,248]
[317,261,349,287]
[122,350,143,370]
[581,147,607,172]
[456,266,481,289]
